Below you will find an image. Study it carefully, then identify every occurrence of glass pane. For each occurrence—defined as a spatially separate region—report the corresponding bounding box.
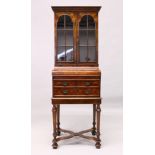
[57,16,64,29]
[88,15,95,29]
[79,30,87,45]
[57,30,65,46]
[80,15,87,29]
[66,30,73,46]
[65,15,73,29]
[80,46,87,62]
[88,46,96,62]
[88,30,96,46]
[66,46,73,61]
[57,46,65,61]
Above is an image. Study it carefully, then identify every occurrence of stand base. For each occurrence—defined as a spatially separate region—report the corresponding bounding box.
[52,128,101,149]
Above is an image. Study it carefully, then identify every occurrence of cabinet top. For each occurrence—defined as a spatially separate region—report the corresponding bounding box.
[51,6,101,12]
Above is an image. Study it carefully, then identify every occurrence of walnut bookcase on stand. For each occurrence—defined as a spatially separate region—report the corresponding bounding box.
[51,6,102,149]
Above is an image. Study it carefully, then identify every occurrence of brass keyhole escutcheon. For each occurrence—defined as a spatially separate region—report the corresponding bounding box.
[63,90,68,94]
[63,82,68,86]
[85,82,90,86]
[85,90,90,94]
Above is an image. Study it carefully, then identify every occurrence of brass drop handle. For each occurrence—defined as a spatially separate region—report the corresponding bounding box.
[63,90,68,94]
[63,82,68,86]
[85,82,90,86]
[85,90,90,94]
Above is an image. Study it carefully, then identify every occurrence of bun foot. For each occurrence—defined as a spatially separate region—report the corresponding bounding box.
[95,142,101,149]
[52,142,58,149]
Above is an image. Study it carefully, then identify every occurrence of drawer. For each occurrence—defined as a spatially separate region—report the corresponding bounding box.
[53,87,76,96]
[53,79,100,87]
[53,87,100,97]
[77,80,100,86]
[77,88,100,96]
[53,80,75,86]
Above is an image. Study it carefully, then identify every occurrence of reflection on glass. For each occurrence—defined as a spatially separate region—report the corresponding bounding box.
[79,30,87,45]
[80,47,87,62]
[57,46,65,61]
[66,30,73,46]
[88,30,96,45]
[88,47,96,62]
[57,47,73,61]
[66,46,73,61]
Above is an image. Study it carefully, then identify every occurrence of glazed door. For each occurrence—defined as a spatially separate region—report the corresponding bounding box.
[77,13,98,66]
[55,12,98,66]
[55,13,76,66]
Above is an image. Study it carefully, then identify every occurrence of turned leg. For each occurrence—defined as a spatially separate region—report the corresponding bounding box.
[95,104,101,149]
[56,104,61,136]
[52,104,58,149]
[92,104,96,135]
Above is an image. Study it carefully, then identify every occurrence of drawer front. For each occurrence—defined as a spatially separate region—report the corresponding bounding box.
[53,76,100,97]
[77,80,100,86]
[53,79,100,87]
[53,88,76,96]
[53,87,100,97]
[77,88,100,96]
[53,80,75,86]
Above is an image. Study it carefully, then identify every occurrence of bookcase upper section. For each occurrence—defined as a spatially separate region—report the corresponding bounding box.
[52,6,101,67]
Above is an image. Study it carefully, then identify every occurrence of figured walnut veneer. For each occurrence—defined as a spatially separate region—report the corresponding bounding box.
[51,6,102,149]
